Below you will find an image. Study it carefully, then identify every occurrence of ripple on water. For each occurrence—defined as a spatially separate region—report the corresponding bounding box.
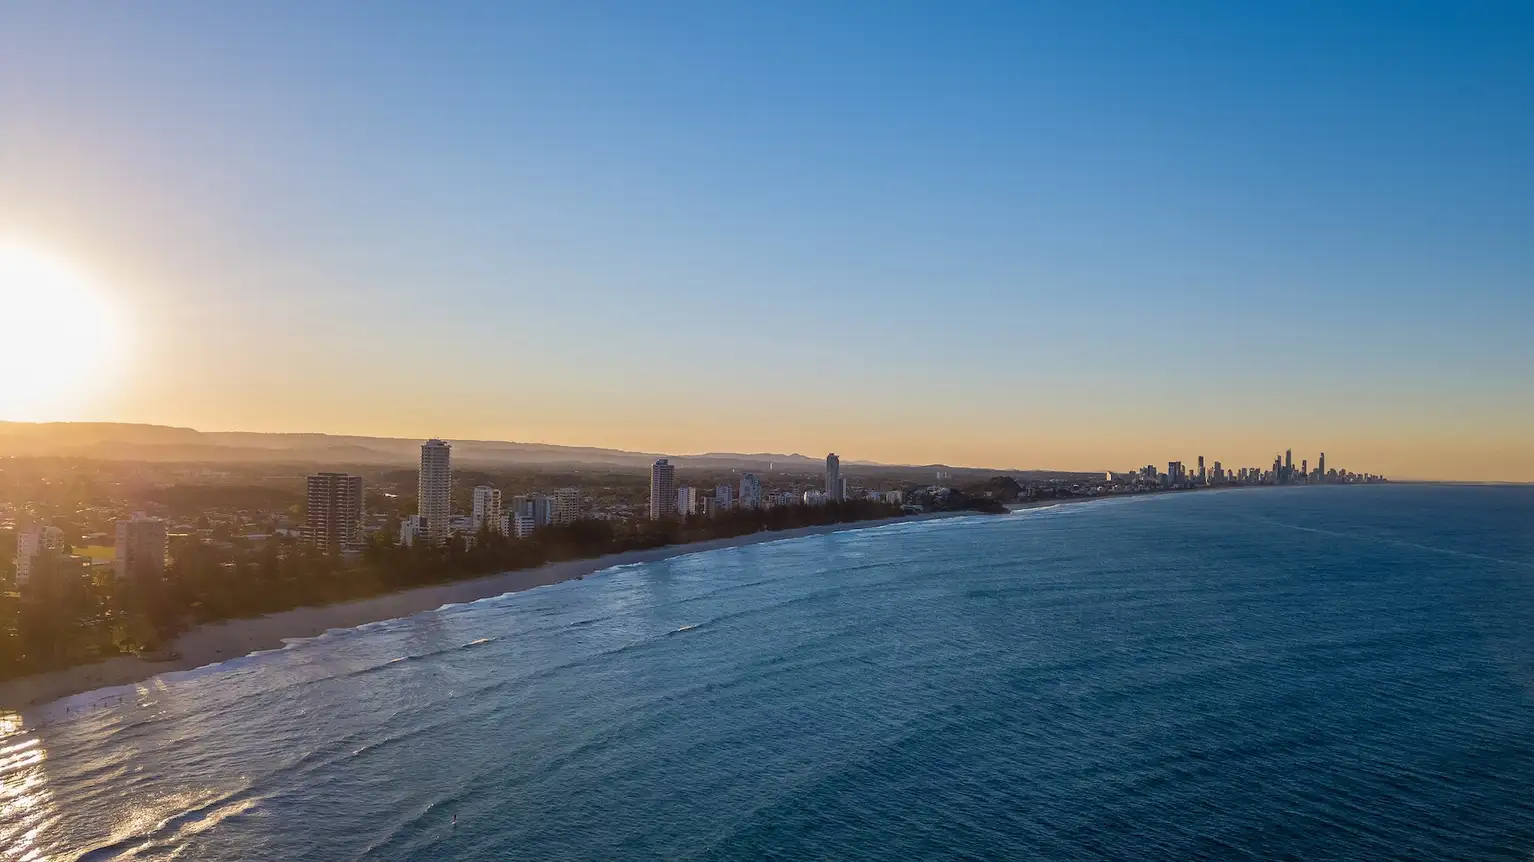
[5,486,1534,861]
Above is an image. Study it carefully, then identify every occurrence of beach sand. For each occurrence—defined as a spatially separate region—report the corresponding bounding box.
[1,511,980,710]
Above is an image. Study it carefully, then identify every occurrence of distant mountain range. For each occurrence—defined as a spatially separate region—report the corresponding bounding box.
[0,422,999,474]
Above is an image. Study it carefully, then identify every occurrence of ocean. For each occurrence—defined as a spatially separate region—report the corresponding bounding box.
[4,484,1533,860]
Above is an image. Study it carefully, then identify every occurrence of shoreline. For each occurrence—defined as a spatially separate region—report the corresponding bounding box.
[1,511,977,711]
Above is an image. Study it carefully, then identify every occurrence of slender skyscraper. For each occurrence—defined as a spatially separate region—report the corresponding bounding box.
[1197,455,1206,485]
[650,459,677,519]
[418,439,452,544]
[826,453,842,502]
[1319,452,1326,480]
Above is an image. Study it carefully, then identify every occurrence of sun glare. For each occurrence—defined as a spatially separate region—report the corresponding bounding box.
[0,240,123,421]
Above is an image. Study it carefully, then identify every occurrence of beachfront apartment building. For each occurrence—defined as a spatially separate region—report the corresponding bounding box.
[472,486,503,534]
[511,514,537,539]
[554,488,581,525]
[512,494,556,528]
[14,524,65,587]
[419,439,453,545]
[400,514,426,546]
[739,473,762,509]
[677,486,698,516]
[115,513,167,582]
[306,472,364,552]
[650,459,677,519]
[826,453,842,502]
[766,490,798,508]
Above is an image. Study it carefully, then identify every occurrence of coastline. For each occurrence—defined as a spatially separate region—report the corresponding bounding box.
[1,511,976,711]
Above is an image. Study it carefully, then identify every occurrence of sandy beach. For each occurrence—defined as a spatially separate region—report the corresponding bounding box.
[0,511,980,710]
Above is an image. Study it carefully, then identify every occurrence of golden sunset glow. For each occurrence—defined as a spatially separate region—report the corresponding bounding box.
[0,240,123,421]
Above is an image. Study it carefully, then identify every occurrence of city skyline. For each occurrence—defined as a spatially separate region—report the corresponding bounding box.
[0,3,1530,482]
[0,416,1465,483]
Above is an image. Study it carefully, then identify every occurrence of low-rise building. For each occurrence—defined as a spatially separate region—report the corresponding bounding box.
[512,514,537,539]
[400,514,427,547]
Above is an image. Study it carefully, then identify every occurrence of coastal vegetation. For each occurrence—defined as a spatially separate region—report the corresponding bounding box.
[0,499,905,681]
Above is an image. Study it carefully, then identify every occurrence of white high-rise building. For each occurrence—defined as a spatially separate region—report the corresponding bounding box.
[400,514,427,546]
[715,484,733,510]
[14,524,65,587]
[472,486,503,534]
[826,453,842,502]
[650,459,677,519]
[306,472,364,552]
[677,486,698,516]
[418,440,452,545]
[115,514,167,582]
[554,488,581,525]
[511,514,537,539]
[739,473,762,509]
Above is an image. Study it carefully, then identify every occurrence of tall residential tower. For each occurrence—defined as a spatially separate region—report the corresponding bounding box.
[419,439,453,544]
[650,459,677,519]
[826,453,842,502]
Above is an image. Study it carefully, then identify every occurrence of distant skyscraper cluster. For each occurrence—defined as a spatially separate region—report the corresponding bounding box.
[376,439,588,546]
[1126,449,1383,488]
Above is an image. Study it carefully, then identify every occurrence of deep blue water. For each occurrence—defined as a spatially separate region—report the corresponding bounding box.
[4,485,1534,860]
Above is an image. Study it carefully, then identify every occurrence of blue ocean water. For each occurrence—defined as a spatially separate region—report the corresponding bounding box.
[4,485,1534,860]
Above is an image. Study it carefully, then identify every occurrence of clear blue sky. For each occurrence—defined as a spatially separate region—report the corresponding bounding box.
[1,1,1530,479]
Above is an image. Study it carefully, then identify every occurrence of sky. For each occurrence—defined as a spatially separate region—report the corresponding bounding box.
[0,1,1530,480]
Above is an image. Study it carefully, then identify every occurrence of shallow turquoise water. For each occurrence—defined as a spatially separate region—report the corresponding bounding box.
[4,485,1534,860]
